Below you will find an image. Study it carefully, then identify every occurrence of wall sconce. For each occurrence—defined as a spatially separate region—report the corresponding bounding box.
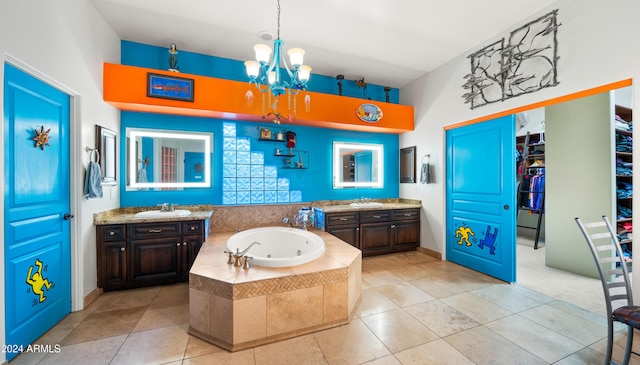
[336,74,344,96]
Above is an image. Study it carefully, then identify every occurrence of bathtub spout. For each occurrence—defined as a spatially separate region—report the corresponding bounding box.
[238,241,261,256]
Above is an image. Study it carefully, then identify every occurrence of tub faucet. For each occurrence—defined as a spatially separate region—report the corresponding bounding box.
[224,241,261,267]
[238,241,261,256]
[283,217,294,227]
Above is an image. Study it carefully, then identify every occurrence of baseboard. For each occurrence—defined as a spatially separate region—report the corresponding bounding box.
[417,246,442,260]
[83,287,103,308]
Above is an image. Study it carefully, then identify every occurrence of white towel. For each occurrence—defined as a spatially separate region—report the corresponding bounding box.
[83,161,103,199]
[137,166,147,183]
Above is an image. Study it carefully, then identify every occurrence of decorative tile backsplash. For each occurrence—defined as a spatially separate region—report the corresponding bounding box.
[222,122,302,205]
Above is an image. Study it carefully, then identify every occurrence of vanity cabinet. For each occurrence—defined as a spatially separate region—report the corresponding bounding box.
[96,220,206,291]
[391,209,421,252]
[324,208,420,257]
[325,212,360,247]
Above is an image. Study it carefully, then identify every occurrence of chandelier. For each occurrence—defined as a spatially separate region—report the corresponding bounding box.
[244,0,312,98]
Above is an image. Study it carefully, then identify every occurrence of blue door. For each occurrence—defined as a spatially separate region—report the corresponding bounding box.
[184,152,205,183]
[4,63,71,360]
[446,115,516,282]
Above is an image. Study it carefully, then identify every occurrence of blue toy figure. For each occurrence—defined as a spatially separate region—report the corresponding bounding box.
[168,43,179,72]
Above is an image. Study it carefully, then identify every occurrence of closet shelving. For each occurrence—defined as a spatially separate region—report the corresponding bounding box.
[516,131,545,249]
[615,105,633,255]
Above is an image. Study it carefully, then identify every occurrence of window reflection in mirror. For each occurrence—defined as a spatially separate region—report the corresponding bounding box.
[126,128,212,190]
[333,142,383,188]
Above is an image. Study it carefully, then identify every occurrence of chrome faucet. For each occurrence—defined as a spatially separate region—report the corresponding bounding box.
[157,203,176,212]
[283,217,294,227]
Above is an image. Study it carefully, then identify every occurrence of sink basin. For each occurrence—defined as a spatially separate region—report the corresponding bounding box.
[134,209,191,218]
[349,202,384,208]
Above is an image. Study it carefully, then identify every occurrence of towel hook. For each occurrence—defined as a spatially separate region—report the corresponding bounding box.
[422,154,430,163]
[85,147,100,164]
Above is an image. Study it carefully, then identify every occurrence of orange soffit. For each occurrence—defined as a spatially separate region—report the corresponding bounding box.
[103,63,414,133]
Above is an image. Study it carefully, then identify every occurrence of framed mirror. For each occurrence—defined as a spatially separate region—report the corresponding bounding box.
[400,146,416,183]
[96,125,117,185]
[126,128,212,190]
[333,142,383,188]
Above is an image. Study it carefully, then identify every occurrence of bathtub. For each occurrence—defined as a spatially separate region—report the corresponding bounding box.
[226,227,325,267]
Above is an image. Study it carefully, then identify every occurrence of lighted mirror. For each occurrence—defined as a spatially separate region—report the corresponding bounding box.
[333,142,383,188]
[126,128,212,190]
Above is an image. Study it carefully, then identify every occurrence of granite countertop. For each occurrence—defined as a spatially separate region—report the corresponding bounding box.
[94,205,214,225]
[311,198,421,213]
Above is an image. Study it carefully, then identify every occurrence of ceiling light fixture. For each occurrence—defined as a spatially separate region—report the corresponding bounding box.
[244,0,312,99]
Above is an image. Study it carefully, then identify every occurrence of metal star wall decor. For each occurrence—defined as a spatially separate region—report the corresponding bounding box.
[32,125,52,150]
[462,9,561,109]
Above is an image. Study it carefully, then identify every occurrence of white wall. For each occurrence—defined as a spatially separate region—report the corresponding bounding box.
[0,0,120,358]
[399,0,640,289]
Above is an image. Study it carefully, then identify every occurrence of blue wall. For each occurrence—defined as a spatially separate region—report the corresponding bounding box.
[120,113,399,206]
[121,40,399,104]
[119,41,401,207]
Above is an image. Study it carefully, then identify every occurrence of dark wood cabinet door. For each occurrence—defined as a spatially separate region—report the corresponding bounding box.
[327,225,360,248]
[360,222,392,255]
[100,241,127,291]
[392,221,420,251]
[130,238,182,287]
[183,235,204,278]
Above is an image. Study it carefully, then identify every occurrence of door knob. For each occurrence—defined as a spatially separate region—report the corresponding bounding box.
[503,205,510,210]
[63,213,74,220]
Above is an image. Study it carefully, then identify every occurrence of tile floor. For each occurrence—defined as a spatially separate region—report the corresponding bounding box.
[9,249,640,365]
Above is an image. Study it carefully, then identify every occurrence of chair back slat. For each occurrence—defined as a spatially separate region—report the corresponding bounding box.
[575,216,634,316]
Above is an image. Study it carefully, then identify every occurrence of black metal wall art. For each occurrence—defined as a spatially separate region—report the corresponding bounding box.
[463,9,561,109]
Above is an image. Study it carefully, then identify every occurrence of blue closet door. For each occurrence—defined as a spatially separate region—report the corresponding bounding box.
[446,115,516,282]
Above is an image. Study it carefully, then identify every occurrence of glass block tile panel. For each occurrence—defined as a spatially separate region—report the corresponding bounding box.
[223,164,236,177]
[223,192,236,205]
[223,123,236,137]
[290,190,302,202]
[264,165,278,178]
[265,190,277,203]
[237,177,251,191]
[315,210,325,229]
[237,151,251,164]
[277,178,290,191]
[223,177,236,191]
[251,165,264,177]
[237,137,251,151]
[251,178,264,190]
[236,164,250,177]
[264,178,277,190]
[237,191,251,204]
[251,191,264,204]
[251,151,264,165]
[223,137,237,151]
[223,150,236,164]
[277,191,290,203]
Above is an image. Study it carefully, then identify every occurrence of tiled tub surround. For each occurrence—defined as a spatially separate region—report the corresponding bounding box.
[188,229,362,352]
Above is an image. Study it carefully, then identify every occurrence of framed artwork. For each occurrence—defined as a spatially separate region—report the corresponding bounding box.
[96,125,117,185]
[400,146,416,183]
[147,73,194,102]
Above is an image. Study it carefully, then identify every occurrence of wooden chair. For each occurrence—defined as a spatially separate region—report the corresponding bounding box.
[575,215,640,365]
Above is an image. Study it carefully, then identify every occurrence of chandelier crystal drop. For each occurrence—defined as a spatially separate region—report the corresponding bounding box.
[244,0,312,98]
